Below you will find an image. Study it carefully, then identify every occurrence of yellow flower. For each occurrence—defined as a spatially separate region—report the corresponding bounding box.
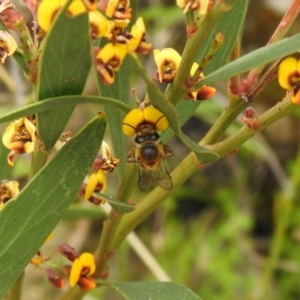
[2,117,36,166]
[0,180,19,210]
[89,10,109,38]
[128,17,152,54]
[278,56,300,104]
[104,19,129,43]
[0,31,17,63]
[69,252,96,290]
[189,62,216,100]
[37,0,86,32]
[82,0,98,11]
[153,48,181,83]
[105,0,131,20]
[95,42,128,85]
[122,107,169,136]
[177,0,211,14]
[176,0,200,13]
[84,169,106,201]
[93,141,119,173]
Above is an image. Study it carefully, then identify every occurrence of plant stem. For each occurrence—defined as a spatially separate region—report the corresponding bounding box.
[206,97,296,155]
[93,164,138,277]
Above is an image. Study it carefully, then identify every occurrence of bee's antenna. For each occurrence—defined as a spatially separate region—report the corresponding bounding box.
[154,115,166,127]
[123,123,137,132]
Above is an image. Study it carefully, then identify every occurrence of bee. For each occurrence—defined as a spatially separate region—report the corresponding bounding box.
[123,106,174,190]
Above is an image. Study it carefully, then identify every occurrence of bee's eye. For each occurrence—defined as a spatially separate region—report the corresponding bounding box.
[150,133,159,140]
[135,135,145,143]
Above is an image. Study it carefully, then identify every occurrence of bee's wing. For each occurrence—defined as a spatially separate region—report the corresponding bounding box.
[157,160,173,190]
[139,161,173,191]
[162,144,174,159]
[126,148,137,163]
[138,167,159,191]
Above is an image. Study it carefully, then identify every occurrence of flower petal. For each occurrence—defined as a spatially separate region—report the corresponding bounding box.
[79,252,96,276]
[69,258,82,287]
[84,173,98,200]
[278,56,298,90]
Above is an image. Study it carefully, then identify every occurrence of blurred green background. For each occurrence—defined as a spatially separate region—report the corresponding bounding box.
[2,0,300,299]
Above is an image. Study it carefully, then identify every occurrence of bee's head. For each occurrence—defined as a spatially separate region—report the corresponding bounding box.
[122,106,169,136]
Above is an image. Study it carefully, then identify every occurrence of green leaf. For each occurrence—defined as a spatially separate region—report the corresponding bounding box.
[95,192,135,214]
[204,0,249,74]
[106,281,203,300]
[200,32,300,87]
[36,5,92,151]
[0,114,106,299]
[0,141,11,179]
[98,57,131,181]
[0,95,130,125]
[64,204,105,220]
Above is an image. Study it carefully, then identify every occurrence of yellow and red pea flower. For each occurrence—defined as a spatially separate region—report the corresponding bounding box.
[68,252,96,290]
[83,169,106,202]
[176,0,200,13]
[93,141,119,173]
[0,180,19,210]
[105,0,131,20]
[122,106,169,136]
[188,62,216,100]
[278,56,300,104]
[95,42,128,85]
[128,17,152,54]
[83,0,98,11]
[2,117,36,167]
[105,19,130,43]
[89,10,110,38]
[176,0,211,15]
[37,0,86,32]
[0,31,18,63]
[153,48,182,83]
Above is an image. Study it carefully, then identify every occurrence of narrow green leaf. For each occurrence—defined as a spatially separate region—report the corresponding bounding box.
[200,32,300,87]
[36,6,92,151]
[64,204,105,220]
[98,57,131,181]
[95,192,135,213]
[0,141,11,179]
[204,0,249,74]
[106,281,203,300]
[0,114,106,299]
[0,95,130,125]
